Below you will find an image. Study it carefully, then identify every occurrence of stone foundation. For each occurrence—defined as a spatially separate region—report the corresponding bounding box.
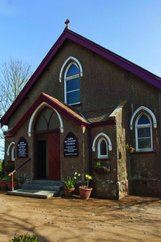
[93,173,119,199]
[129,179,161,197]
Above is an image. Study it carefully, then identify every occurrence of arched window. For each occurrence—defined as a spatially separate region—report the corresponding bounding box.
[34,107,60,132]
[92,133,112,159]
[28,102,64,136]
[64,62,81,105]
[7,142,16,161]
[97,137,108,158]
[11,145,16,161]
[135,113,153,151]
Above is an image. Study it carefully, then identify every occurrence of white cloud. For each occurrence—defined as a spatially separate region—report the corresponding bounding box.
[0,0,19,16]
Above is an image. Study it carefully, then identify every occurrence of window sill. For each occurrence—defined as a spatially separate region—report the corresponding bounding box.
[69,103,82,107]
[94,158,111,161]
[130,150,156,154]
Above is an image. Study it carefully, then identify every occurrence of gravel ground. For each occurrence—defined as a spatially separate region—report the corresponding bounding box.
[0,192,161,242]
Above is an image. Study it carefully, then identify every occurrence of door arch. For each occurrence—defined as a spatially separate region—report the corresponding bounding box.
[28,102,64,137]
[34,107,60,180]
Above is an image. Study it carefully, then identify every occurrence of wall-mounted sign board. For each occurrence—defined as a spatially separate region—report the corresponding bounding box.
[64,132,78,157]
[17,137,28,158]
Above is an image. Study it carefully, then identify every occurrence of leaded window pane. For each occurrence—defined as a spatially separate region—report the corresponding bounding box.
[66,64,79,77]
[138,114,150,125]
[138,127,151,138]
[100,140,107,155]
[35,116,47,131]
[138,138,151,149]
[67,90,80,104]
[66,78,80,92]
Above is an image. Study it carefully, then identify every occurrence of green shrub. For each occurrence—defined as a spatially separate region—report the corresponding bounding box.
[10,233,39,242]
[0,174,17,182]
[4,162,15,173]
[64,172,81,189]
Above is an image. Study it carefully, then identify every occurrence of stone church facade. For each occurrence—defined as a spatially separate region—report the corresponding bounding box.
[1,27,161,199]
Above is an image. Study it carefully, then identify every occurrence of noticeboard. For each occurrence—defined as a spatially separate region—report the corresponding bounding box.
[17,137,28,158]
[64,132,78,157]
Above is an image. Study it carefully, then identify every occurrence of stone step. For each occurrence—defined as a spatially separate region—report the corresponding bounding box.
[7,189,55,199]
[7,180,65,199]
[30,180,64,186]
[21,180,64,193]
[22,183,63,192]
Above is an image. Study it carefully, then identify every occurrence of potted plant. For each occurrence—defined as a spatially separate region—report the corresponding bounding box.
[79,173,93,200]
[93,161,111,174]
[0,174,17,191]
[126,143,135,153]
[64,172,81,197]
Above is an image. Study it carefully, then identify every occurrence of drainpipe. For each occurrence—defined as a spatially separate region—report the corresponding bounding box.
[87,126,92,174]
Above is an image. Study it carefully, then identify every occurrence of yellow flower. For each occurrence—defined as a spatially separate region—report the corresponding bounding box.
[85,174,92,180]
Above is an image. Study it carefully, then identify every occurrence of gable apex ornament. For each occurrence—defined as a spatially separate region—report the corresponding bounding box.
[65,19,70,29]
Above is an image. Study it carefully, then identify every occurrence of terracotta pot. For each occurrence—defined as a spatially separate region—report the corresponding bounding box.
[79,186,93,200]
[64,187,75,197]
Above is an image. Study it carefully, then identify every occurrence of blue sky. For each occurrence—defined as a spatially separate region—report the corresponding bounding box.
[0,0,161,159]
[0,0,161,76]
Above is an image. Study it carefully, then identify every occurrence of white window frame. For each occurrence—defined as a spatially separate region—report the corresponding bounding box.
[7,142,15,156]
[7,142,16,161]
[130,106,157,130]
[92,132,112,152]
[11,145,15,161]
[64,62,81,105]
[135,113,153,152]
[59,56,83,82]
[97,137,109,159]
[28,102,64,137]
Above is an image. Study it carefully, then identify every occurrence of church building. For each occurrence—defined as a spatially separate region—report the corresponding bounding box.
[1,24,161,199]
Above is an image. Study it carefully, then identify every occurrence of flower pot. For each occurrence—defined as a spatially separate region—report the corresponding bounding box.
[79,186,93,200]
[64,187,75,197]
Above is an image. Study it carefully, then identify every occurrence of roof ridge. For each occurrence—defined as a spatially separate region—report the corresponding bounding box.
[6,92,89,137]
[67,29,161,81]
[1,28,161,125]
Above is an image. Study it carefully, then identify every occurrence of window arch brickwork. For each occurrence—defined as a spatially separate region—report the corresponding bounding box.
[130,106,157,130]
[130,106,157,152]
[7,142,15,161]
[135,113,153,151]
[59,56,83,106]
[92,132,112,159]
[97,137,109,158]
[64,62,81,105]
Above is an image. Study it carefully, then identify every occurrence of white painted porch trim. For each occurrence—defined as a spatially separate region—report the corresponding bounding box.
[27,102,64,137]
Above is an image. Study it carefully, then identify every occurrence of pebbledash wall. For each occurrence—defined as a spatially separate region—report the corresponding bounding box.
[3,29,161,199]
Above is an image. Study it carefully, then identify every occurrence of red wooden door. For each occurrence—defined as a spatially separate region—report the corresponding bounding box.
[48,132,60,180]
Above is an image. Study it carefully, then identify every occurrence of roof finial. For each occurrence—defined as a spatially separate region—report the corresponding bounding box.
[65,19,70,29]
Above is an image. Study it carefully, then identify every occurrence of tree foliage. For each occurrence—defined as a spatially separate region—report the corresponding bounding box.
[0,58,32,158]
[0,59,31,117]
